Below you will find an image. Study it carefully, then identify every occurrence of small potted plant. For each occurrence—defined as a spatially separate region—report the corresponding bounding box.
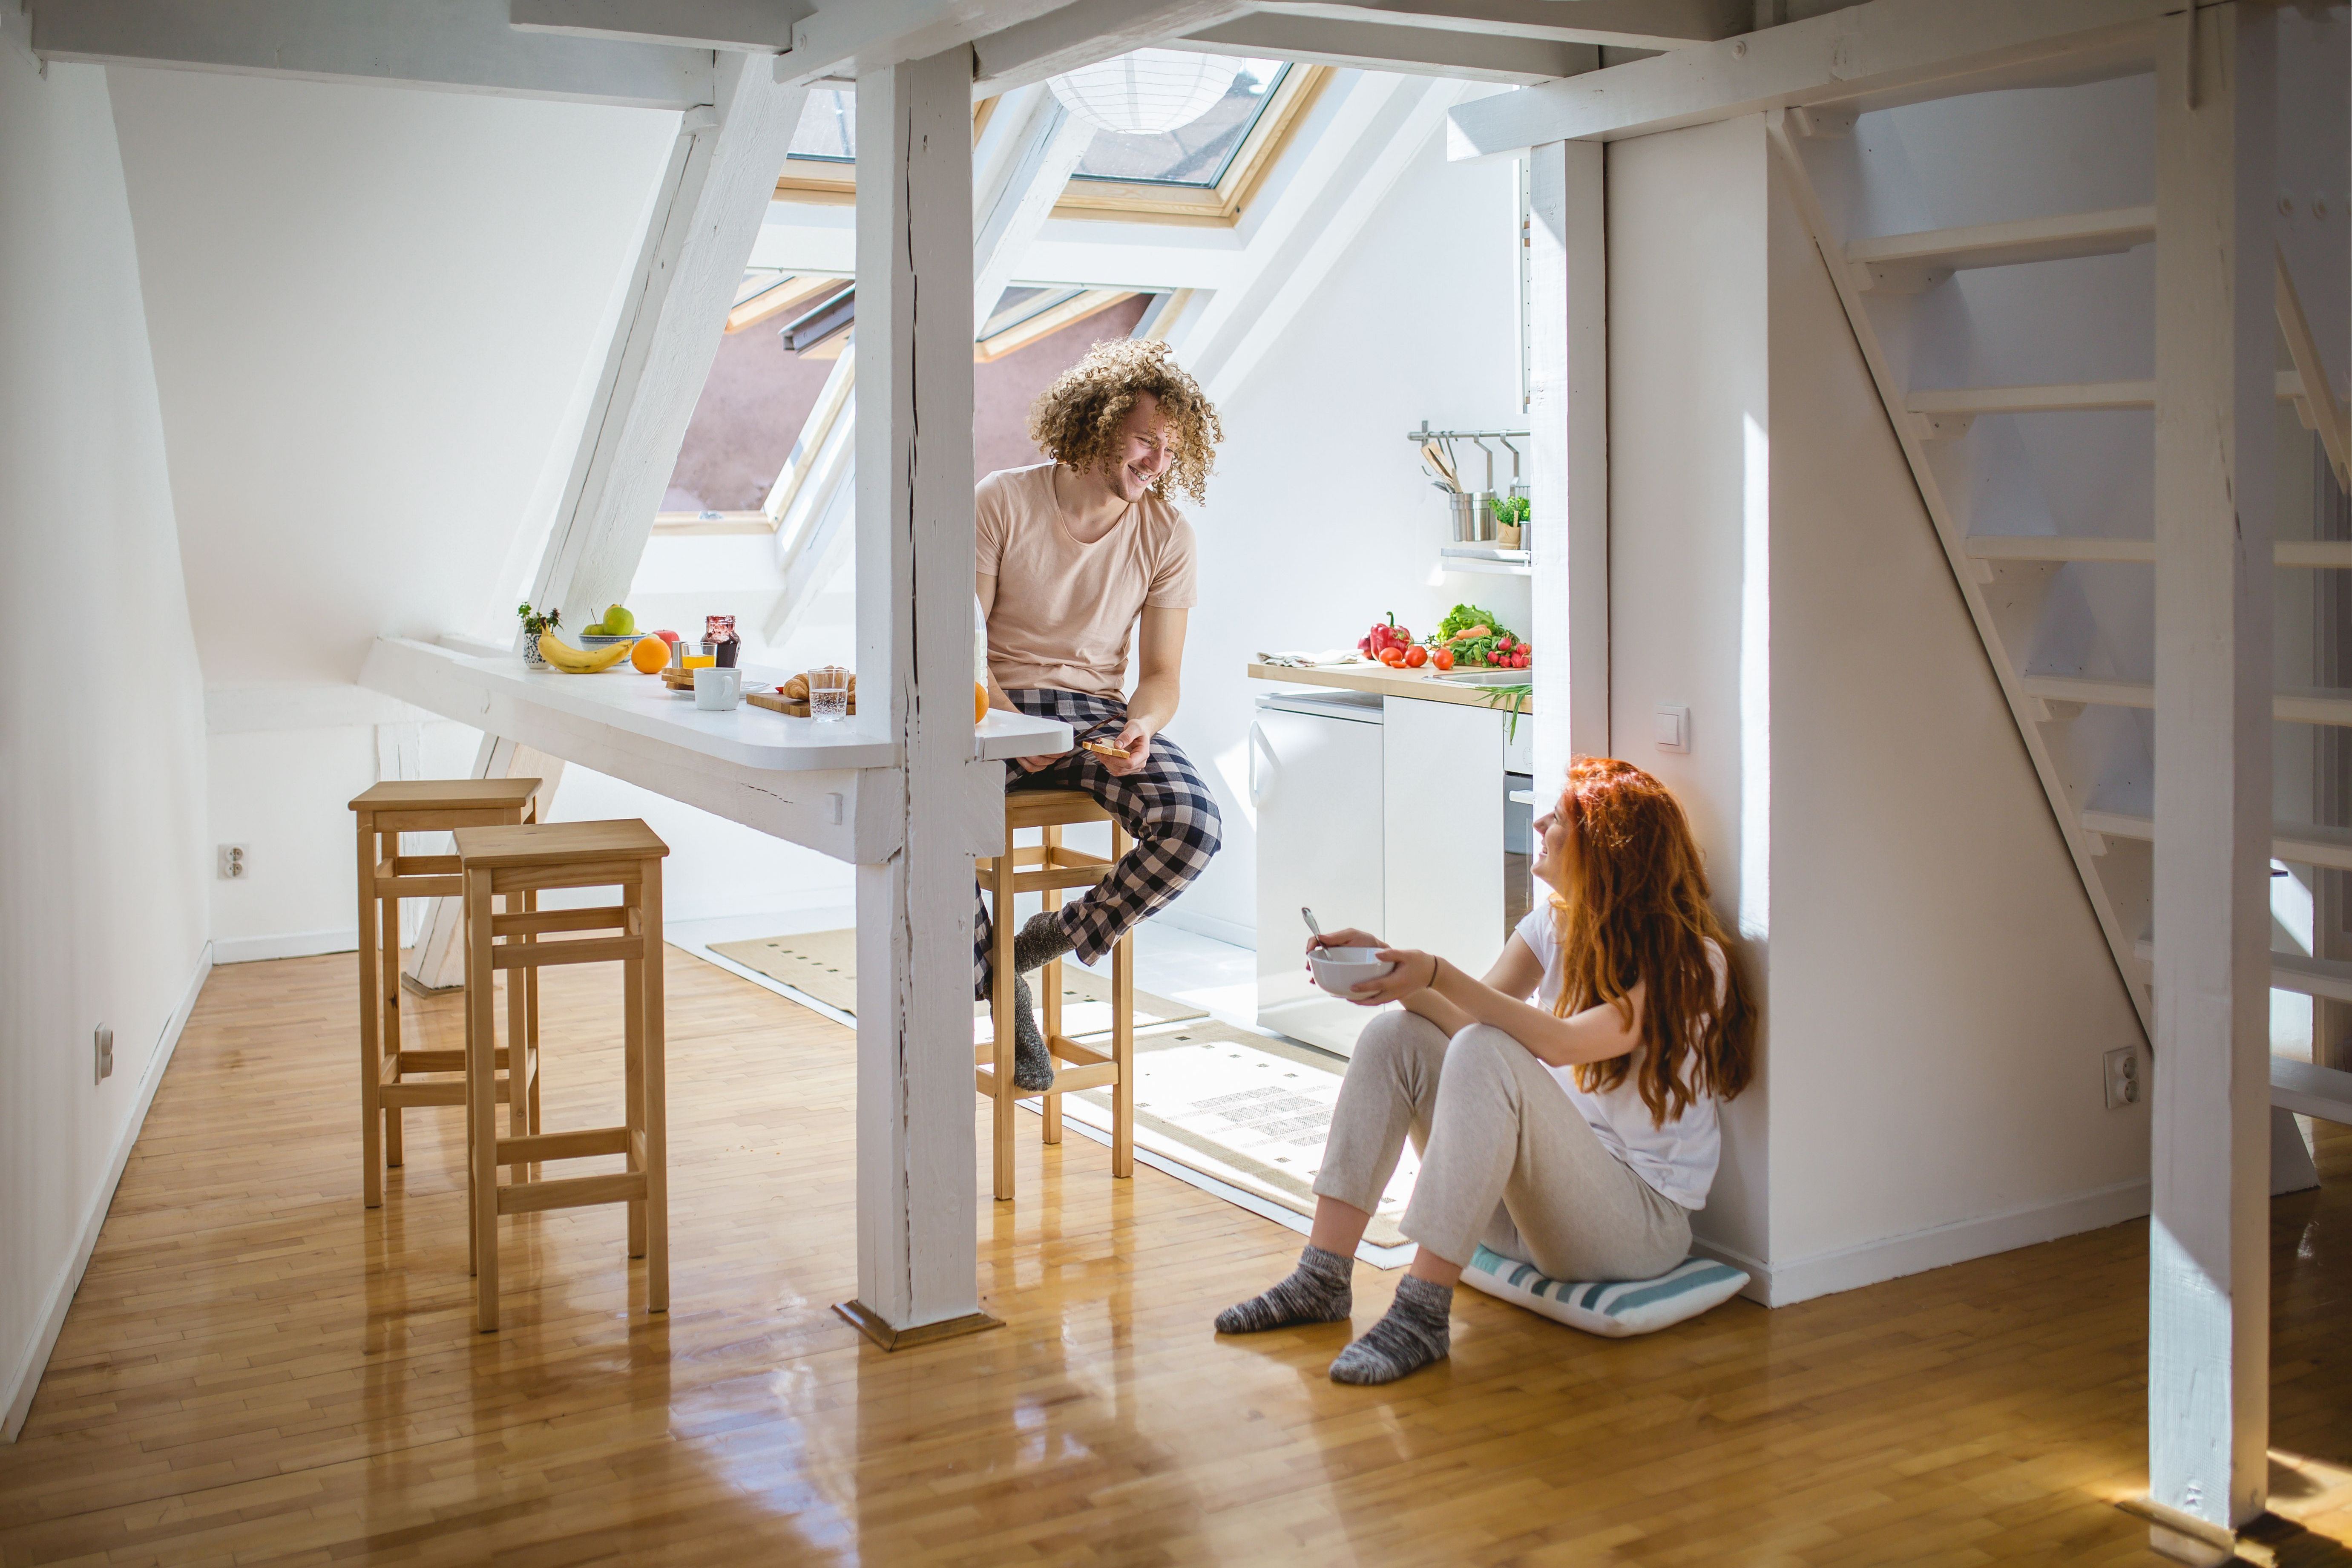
[1489,494,1530,550]
[517,601,561,667]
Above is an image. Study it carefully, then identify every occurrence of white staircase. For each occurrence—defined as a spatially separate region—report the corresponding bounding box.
[1767,74,2352,1129]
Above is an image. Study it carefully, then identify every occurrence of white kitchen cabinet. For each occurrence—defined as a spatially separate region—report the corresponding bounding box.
[1382,698,1508,978]
[1252,693,1386,1054]
[1254,689,1518,1057]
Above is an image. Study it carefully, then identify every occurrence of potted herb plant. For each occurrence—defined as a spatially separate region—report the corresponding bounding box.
[1489,494,1530,550]
[517,601,561,668]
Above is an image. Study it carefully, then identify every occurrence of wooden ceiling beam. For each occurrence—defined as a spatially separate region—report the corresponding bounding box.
[31,0,718,109]
[1183,13,1598,83]
[1254,0,1748,50]
[1446,0,2171,154]
[509,0,808,52]
[972,0,1253,97]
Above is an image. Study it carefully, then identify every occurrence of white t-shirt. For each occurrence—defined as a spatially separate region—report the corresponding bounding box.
[1513,901,1726,1211]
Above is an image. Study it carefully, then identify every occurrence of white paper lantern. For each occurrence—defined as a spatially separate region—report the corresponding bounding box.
[1047,49,1241,136]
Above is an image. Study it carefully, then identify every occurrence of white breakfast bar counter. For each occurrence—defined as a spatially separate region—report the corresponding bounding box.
[360,636,1072,862]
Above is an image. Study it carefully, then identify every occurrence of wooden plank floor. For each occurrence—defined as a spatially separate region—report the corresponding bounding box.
[3,950,2347,1566]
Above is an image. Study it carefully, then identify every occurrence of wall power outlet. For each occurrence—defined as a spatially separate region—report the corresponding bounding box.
[2103,1047,2141,1110]
[218,843,249,880]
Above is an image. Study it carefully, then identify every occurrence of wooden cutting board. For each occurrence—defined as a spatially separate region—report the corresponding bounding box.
[746,691,855,717]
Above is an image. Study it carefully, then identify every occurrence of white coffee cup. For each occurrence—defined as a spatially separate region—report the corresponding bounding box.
[693,666,743,711]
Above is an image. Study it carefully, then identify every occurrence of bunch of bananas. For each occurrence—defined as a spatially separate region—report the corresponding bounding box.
[537,630,636,674]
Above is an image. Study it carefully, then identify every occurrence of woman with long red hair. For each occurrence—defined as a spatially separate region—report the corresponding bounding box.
[1216,756,1755,1384]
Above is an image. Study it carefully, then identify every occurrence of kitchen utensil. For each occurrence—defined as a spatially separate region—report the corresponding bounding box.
[1444,490,1485,542]
[1301,906,1323,941]
[1499,434,1529,501]
[1308,946,1395,998]
[1420,440,1458,490]
[693,665,743,711]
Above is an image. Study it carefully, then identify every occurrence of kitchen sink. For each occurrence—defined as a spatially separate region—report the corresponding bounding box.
[1435,668,1529,686]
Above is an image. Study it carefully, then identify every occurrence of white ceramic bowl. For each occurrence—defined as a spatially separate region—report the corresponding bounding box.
[1309,947,1395,998]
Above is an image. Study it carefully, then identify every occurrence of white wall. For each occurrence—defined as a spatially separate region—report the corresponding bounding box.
[1604,112,2150,1305]
[103,67,678,957]
[1176,125,1524,941]
[0,36,210,1437]
[1605,115,1775,1267]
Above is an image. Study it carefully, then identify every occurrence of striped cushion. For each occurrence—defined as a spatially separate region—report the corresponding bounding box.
[1461,1248,1748,1338]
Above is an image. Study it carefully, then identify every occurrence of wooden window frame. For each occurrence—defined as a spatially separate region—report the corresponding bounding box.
[1050,65,1328,227]
[772,69,1328,228]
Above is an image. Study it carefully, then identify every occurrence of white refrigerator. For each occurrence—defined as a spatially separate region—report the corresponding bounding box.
[1251,692,1386,1055]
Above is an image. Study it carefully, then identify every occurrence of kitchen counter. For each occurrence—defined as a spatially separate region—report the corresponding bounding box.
[1247,659,1531,713]
[362,636,1070,861]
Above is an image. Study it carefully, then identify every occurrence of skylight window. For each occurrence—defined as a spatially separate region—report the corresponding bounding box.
[1070,59,1287,188]
[789,86,855,162]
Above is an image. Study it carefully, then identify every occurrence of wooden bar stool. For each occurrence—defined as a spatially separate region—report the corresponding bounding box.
[453,819,669,1332]
[976,789,1135,1202]
[349,777,541,1210]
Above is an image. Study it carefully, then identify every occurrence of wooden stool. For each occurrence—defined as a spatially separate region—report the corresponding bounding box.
[976,789,1135,1202]
[349,777,541,1210]
[453,819,670,1332]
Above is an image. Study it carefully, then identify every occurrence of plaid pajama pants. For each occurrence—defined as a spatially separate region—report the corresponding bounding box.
[973,688,1223,1000]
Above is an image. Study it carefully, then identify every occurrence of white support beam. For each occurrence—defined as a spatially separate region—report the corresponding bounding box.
[509,0,806,52]
[1527,138,1607,786]
[2145,1,2275,1553]
[1182,14,1597,83]
[410,51,807,989]
[972,87,1095,320]
[1445,0,2170,156]
[772,0,1066,85]
[31,0,718,109]
[848,45,995,1342]
[972,0,1253,97]
[1254,0,1747,49]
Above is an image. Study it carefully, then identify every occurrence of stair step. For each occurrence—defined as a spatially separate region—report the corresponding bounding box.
[1908,371,2309,438]
[1846,204,2155,293]
[2272,1058,2352,1126]
[2017,675,2352,727]
[2076,809,2352,872]
[1965,537,2352,568]
[2129,938,2352,1004]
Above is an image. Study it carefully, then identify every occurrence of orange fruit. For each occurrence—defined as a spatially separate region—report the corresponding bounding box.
[629,636,669,674]
[975,681,989,724]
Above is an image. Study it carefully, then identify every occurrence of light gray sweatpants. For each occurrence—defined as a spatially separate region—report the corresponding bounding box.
[1313,1010,1692,1280]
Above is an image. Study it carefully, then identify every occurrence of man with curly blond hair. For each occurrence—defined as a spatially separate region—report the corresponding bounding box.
[974,338,1226,1090]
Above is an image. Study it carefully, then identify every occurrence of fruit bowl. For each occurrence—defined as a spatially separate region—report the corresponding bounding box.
[578,631,644,649]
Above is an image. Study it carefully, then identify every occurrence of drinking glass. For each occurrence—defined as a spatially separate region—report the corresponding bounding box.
[809,665,850,721]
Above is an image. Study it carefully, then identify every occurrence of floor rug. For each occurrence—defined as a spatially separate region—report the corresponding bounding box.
[1051,1018,1418,1249]
[709,928,1208,1038]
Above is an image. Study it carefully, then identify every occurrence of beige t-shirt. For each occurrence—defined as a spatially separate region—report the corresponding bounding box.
[975,462,1199,699]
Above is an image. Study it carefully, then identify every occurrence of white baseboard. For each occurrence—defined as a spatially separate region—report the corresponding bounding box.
[213,927,357,964]
[1692,1177,2152,1308]
[1152,904,1254,949]
[4,941,213,1441]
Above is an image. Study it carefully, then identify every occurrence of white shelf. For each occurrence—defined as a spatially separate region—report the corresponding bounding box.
[1439,545,1531,577]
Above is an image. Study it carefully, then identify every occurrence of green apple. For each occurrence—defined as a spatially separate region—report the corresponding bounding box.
[603,604,636,635]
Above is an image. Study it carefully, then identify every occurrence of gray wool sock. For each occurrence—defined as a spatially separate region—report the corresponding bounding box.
[1011,973,1053,1091]
[1215,1244,1353,1333]
[1328,1273,1453,1384]
[1012,911,1077,975]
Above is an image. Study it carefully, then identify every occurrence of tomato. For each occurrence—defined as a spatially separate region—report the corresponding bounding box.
[1431,648,1454,671]
[1403,646,1428,668]
[1380,648,1406,667]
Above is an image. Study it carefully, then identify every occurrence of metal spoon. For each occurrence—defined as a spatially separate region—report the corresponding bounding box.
[1301,907,1323,943]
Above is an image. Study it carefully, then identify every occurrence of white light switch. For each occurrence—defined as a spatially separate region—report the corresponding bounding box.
[1654,704,1690,754]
